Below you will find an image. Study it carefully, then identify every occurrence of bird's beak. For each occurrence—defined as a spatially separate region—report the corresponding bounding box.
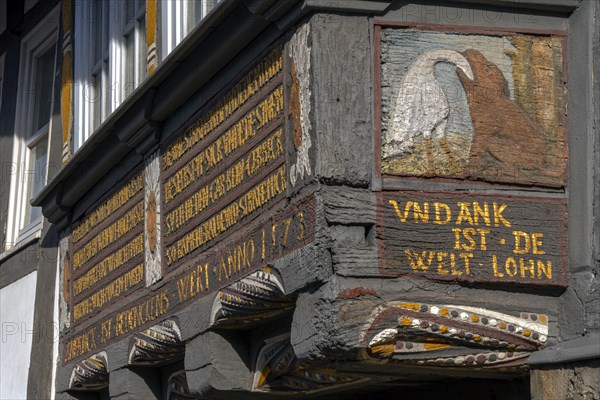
[457,57,474,81]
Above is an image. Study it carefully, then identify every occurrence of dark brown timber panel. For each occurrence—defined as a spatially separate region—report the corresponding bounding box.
[61,46,290,363]
[69,169,146,325]
[62,194,316,364]
[161,46,285,271]
[378,191,567,288]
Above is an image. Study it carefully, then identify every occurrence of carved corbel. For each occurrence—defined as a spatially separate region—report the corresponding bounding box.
[68,352,108,391]
[128,319,184,366]
[210,268,294,328]
[253,334,367,394]
[166,371,195,400]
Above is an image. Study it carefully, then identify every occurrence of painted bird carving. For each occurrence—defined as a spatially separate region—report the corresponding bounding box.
[384,49,474,163]
[456,49,549,182]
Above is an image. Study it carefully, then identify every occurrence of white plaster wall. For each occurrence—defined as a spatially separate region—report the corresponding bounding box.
[0,271,37,400]
[51,255,60,400]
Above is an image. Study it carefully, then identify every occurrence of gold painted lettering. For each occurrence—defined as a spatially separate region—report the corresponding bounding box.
[404,250,434,272]
[296,211,305,241]
[389,199,411,223]
[437,252,449,274]
[537,260,552,279]
[282,218,291,247]
[413,202,429,223]
[473,202,491,226]
[456,202,473,225]
[434,202,451,224]
[449,253,461,275]
[493,203,511,227]
[531,233,545,255]
[492,254,503,277]
[512,231,531,254]
[505,257,518,277]
[459,252,472,275]
[520,258,535,278]
[476,228,490,251]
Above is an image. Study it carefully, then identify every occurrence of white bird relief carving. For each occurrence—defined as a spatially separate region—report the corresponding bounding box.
[384,49,474,161]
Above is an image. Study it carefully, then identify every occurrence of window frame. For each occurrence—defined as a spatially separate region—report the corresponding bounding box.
[0,1,6,36]
[74,0,112,148]
[73,0,148,152]
[0,53,5,112]
[24,0,39,14]
[4,6,59,252]
[122,0,147,98]
[160,0,189,60]
[160,0,221,61]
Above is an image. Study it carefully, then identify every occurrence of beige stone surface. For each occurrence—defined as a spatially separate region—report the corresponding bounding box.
[531,361,600,400]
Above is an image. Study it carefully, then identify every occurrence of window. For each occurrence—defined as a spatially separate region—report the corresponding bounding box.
[0,1,6,35]
[90,0,110,131]
[24,0,39,14]
[74,0,147,151]
[0,53,5,112]
[74,0,111,145]
[191,0,219,26]
[5,8,58,251]
[123,0,146,97]
[72,0,222,152]
[160,0,220,60]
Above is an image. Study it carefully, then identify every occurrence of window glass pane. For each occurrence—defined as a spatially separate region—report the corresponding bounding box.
[33,45,55,133]
[206,0,217,15]
[125,1,136,24]
[193,0,203,26]
[192,0,217,28]
[125,32,135,96]
[102,0,109,53]
[92,73,101,130]
[0,74,3,110]
[138,17,146,84]
[93,0,102,64]
[25,136,48,225]
[102,61,109,118]
[0,1,6,35]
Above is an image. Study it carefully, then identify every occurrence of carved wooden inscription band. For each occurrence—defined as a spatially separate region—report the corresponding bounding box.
[62,46,303,363]
[63,195,315,364]
[378,191,567,288]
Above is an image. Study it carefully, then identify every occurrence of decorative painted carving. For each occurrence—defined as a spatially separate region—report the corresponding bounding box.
[384,49,473,165]
[360,302,548,372]
[167,371,195,400]
[210,269,293,328]
[288,24,312,187]
[457,49,562,182]
[144,151,162,287]
[69,352,108,391]
[254,334,297,389]
[146,0,158,75]
[253,334,366,393]
[59,233,70,330]
[128,319,183,365]
[380,30,566,186]
[147,192,157,252]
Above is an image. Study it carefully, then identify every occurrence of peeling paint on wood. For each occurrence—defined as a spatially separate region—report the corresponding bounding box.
[288,24,313,187]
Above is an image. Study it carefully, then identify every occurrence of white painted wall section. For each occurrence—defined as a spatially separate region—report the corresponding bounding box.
[0,271,38,400]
